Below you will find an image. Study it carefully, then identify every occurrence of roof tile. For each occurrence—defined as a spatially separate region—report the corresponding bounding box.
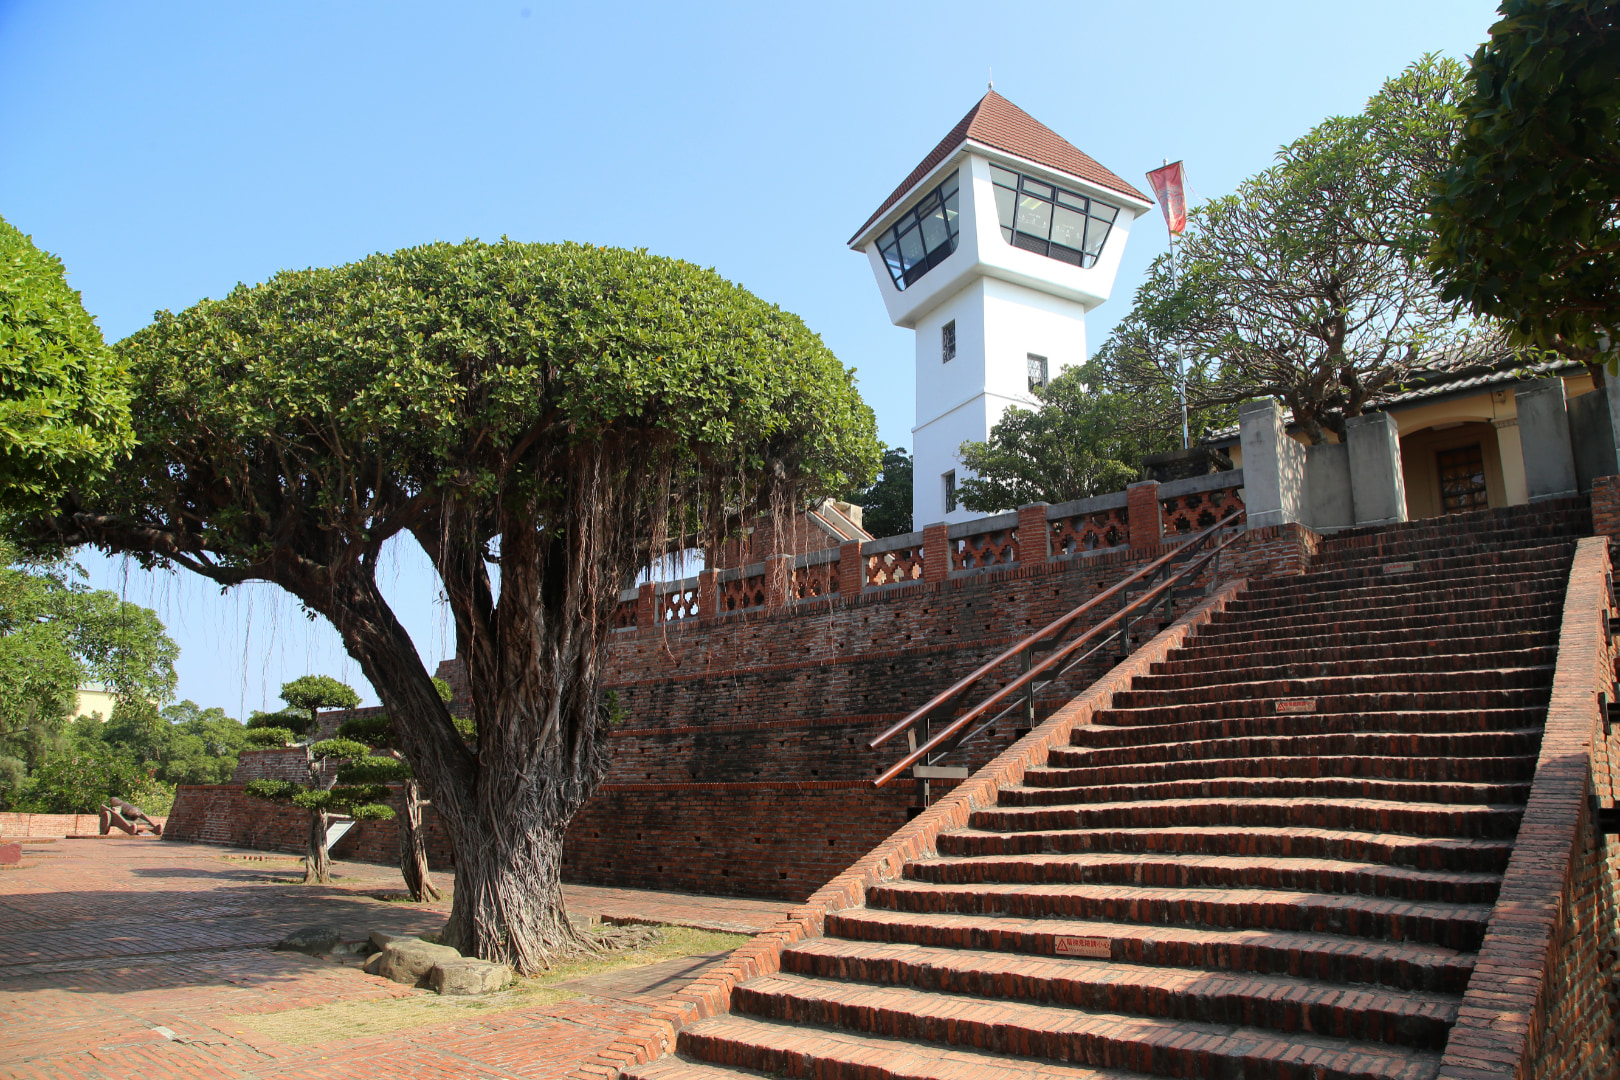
[851,91,1149,246]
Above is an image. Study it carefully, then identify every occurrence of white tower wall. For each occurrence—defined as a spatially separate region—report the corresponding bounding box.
[852,110,1151,532]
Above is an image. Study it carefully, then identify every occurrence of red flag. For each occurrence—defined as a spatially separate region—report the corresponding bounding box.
[1145,161,1187,235]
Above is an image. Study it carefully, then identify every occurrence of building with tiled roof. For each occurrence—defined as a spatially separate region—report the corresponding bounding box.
[850,91,1152,527]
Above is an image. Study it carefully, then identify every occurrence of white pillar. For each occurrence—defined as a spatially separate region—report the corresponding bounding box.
[1238,400,1305,529]
[1344,411,1408,526]
[1515,378,1578,501]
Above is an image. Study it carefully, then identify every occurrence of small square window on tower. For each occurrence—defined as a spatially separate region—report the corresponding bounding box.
[1027,353,1049,392]
[943,470,957,513]
[941,320,956,363]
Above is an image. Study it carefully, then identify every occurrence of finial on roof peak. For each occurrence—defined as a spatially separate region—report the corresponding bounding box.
[988,67,993,91]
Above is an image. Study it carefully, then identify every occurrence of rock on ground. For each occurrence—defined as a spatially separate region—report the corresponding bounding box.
[375,939,462,986]
[430,959,512,996]
[273,926,345,955]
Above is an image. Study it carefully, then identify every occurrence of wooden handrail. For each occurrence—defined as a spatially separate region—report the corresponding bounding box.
[870,509,1245,788]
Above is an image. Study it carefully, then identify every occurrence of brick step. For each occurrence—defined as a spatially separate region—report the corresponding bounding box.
[864,879,1491,950]
[1175,617,1559,657]
[996,776,1529,809]
[934,824,1513,875]
[1196,601,1564,642]
[902,851,1500,904]
[1096,688,1550,726]
[1220,580,1565,620]
[725,973,1443,1080]
[826,907,1477,994]
[659,1015,1147,1080]
[967,796,1523,842]
[1075,712,1542,748]
[1318,516,1583,556]
[1303,543,1574,583]
[1153,636,1558,677]
[782,937,1462,1050]
[1240,565,1566,603]
[1027,753,1537,789]
[1124,659,1553,696]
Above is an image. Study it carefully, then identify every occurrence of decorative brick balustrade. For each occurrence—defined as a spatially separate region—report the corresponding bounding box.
[612,472,1246,633]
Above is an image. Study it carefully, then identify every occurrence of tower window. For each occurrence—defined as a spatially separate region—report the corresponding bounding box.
[943,470,957,513]
[1438,444,1488,513]
[876,171,962,291]
[942,321,956,363]
[990,163,1119,269]
[1027,354,1049,393]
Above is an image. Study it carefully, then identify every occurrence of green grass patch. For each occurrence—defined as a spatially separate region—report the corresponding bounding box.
[516,925,747,989]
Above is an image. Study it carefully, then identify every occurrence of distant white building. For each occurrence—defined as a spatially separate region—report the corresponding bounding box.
[849,91,1151,526]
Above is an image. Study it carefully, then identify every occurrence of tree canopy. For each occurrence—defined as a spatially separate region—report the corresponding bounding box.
[31,239,879,970]
[850,446,913,538]
[956,365,1154,512]
[1103,56,1498,444]
[1429,0,1620,369]
[0,215,132,522]
[0,543,178,770]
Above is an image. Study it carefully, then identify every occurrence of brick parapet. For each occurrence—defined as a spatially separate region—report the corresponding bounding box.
[0,812,133,837]
[1593,475,1620,542]
[920,522,950,583]
[568,579,1249,1080]
[1016,503,1050,562]
[1126,480,1162,552]
[1437,535,1619,1079]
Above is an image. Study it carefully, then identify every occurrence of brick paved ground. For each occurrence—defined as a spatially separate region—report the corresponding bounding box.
[0,836,792,1079]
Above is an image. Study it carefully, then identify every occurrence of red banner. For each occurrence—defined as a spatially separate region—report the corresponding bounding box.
[1145,161,1187,235]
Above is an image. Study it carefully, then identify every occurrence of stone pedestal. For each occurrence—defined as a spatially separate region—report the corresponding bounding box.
[1238,400,1305,529]
[1344,411,1408,525]
[1126,482,1162,551]
[1516,377,1578,501]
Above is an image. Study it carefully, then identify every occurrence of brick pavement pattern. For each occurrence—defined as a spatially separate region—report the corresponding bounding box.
[0,838,787,1079]
[623,502,1609,1080]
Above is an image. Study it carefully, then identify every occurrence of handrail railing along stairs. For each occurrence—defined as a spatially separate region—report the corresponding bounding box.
[869,508,1247,803]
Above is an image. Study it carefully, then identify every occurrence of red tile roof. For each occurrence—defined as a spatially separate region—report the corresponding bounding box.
[850,91,1151,247]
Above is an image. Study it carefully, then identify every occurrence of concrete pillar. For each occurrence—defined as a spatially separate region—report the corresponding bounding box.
[836,539,865,601]
[1238,399,1305,529]
[1494,418,1529,504]
[1607,383,1620,482]
[921,522,951,583]
[1126,481,1162,551]
[1515,377,1578,500]
[1344,411,1408,526]
[1017,503,1051,563]
[634,581,656,630]
[1304,443,1353,531]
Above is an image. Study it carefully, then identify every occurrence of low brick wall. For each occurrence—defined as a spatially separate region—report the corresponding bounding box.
[164,783,455,869]
[1437,536,1620,1079]
[562,782,917,901]
[0,812,138,837]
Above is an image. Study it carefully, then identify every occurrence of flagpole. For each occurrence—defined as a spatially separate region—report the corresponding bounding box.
[1172,229,1187,450]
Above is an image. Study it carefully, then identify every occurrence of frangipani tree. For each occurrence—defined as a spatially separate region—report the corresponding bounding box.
[33,240,879,971]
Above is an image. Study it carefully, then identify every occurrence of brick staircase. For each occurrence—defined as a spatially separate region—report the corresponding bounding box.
[625,503,1589,1080]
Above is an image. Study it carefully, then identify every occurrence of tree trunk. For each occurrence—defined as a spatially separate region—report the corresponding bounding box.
[304,808,330,884]
[438,787,581,971]
[398,779,441,902]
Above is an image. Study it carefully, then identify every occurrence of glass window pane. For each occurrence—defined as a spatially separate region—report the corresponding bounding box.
[1089,201,1119,224]
[1021,178,1053,200]
[993,186,1016,230]
[1016,194,1052,238]
[990,164,1019,189]
[1083,215,1112,257]
[1056,189,1086,210]
[944,187,960,232]
[939,171,959,200]
[898,224,927,268]
[919,205,950,251]
[1000,226,1014,243]
[1051,205,1088,250]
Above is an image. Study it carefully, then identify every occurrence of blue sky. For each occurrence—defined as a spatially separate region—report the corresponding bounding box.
[0,0,1501,715]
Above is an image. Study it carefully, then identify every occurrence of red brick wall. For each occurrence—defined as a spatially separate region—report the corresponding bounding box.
[231,747,311,782]
[0,812,132,837]
[1593,474,1620,542]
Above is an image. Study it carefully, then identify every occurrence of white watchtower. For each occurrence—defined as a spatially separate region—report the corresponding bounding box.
[849,91,1152,526]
